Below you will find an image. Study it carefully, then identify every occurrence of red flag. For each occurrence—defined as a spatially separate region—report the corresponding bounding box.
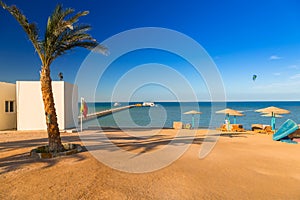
[83,101,88,118]
[80,98,88,118]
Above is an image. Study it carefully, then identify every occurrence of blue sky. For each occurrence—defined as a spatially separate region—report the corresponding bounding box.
[0,0,300,101]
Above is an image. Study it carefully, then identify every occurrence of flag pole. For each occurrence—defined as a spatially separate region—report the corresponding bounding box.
[81,112,83,132]
[80,97,83,132]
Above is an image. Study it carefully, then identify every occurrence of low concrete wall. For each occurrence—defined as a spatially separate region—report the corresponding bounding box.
[0,82,16,130]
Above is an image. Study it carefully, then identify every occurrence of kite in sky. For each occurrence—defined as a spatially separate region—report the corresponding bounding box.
[252,74,257,81]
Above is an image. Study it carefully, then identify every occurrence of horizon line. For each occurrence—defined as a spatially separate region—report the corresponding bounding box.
[82,100,300,103]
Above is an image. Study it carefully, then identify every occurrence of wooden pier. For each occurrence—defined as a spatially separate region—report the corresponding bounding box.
[79,105,136,122]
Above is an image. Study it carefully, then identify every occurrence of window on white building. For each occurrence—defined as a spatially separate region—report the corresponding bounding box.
[5,101,14,113]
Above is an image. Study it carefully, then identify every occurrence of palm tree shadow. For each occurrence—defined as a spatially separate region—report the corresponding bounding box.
[0,135,86,175]
[84,130,219,156]
[219,132,249,138]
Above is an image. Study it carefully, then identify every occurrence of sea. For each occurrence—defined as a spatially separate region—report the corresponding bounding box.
[81,101,300,130]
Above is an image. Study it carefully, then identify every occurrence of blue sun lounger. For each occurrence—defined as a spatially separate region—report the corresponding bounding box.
[273,119,298,144]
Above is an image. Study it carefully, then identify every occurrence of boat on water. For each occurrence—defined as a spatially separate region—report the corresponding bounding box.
[113,102,121,107]
[142,102,155,107]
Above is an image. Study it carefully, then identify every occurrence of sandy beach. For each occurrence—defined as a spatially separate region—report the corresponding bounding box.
[0,129,300,199]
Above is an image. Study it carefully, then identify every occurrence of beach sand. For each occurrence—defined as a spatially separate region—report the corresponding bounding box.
[0,129,299,199]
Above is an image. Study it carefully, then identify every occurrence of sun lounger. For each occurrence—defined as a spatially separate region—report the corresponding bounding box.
[289,129,300,138]
[293,138,300,143]
[217,124,244,132]
[288,127,300,144]
[264,126,274,135]
[183,123,192,129]
[217,124,229,132]
[252,124,263,131]
[273,119,298,143]
[252,124,273,134]
[231,124,245,132]
[173,121,182,129]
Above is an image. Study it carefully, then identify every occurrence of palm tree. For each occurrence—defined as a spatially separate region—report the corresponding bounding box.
[0,1,107,152]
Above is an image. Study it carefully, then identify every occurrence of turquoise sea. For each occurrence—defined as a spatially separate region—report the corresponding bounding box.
[81,101,300,130]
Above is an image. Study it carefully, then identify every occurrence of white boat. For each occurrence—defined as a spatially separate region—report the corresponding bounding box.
[142,102,155,107]
[113,102,121,107]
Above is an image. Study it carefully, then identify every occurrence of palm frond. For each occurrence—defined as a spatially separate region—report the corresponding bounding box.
[53,34,108,59]
[1,1,108,66]
[46,5,74,37]
[65,11,89,27]
[44,7,108,62]
[0,1,43,61]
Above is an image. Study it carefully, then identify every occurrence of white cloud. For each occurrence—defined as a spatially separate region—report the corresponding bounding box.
[273,72,281,76]
[288,65,299,69]
[253,78,300,94]
[269,55,282,60]
[290,73,300,79]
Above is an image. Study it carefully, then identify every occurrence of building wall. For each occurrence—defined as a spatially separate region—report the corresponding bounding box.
[64,82,78,129]
[17,81,78,130]
[53,82,65,129]
[0,82,16,130]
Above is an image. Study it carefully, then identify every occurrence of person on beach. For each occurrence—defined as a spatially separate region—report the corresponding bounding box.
[225,118,230,131]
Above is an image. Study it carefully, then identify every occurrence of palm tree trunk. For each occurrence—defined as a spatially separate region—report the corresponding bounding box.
[40,66,64,152]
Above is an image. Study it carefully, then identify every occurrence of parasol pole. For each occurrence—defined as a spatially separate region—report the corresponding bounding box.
[226,113,230,130]
[272,112,275,130]
[192,114,195,129]
[233,115,237,124]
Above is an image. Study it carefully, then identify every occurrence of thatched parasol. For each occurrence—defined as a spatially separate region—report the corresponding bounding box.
[261,113,283,118]
[255,106,290,130]
[255,106,290,114]
[216,108,244,124]
[183,110,202,128]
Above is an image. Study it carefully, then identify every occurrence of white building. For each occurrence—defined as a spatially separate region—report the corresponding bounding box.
[0,82,17,130]
[16,81,78,131]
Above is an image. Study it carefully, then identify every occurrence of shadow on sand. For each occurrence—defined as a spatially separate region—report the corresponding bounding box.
[0,128,249,174]
[0,134,85,175]
[79,127,249,156]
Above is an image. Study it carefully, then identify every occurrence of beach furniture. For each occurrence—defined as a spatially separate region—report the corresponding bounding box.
[251,124,273,134]
[183,110,202,129]
[273,119,298,143]
[217,124,227,132]
[231,124,245,132]
[216,108,244,125]
[218,124,244,132]
[216,124,229,132]
[264,126,274,135]
[173,121,183,129]
[251,124,263,131]
[293,138,300,143]
[255,106,290,130]
[288,129,300,139]
[183,123,192,129]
